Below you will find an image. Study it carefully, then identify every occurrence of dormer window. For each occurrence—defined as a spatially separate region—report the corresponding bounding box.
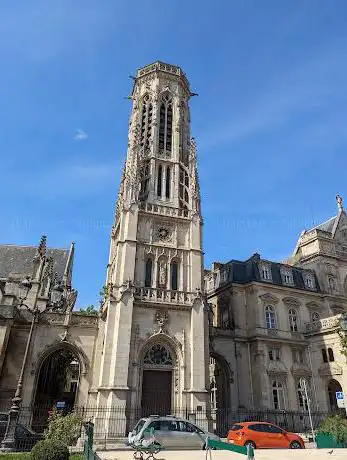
[303,271,315,290]
[281,267,294,286]
[259,262,272,282]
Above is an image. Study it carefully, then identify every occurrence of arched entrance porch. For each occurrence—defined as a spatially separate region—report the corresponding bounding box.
[31,345,81,432]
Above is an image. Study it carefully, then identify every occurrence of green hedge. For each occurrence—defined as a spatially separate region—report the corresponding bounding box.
[0,455,82,460]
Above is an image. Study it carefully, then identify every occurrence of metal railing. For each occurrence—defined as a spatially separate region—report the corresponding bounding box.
[0,404,335,441]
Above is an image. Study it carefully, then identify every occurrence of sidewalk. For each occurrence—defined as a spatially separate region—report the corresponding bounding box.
[97,448,347,460]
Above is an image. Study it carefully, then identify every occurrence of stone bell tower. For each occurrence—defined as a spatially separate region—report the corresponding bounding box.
[91,62,209,419]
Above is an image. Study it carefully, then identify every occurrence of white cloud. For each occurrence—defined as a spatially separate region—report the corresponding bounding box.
[74,129,88,141]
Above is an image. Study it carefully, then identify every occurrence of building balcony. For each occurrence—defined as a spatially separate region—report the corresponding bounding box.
[139,202,190,219]
[248,326,305,342]
[134,287,195,306]
[210,326,235,338]
[304,314,342,336]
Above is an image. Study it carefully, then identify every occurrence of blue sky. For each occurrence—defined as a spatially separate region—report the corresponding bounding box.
[1,0,347,307]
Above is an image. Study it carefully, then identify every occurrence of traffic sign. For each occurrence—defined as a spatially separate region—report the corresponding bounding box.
[336,391,345,408]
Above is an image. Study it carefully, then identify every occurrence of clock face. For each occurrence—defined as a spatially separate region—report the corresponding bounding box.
[157,227,170,240]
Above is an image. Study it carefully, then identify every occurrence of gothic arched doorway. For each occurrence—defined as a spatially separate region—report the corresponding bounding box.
[32,348,80,431]
[327,379,343,412]
[140,342,176,417]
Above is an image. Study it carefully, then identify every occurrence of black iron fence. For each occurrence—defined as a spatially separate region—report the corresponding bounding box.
[1,404,336,441]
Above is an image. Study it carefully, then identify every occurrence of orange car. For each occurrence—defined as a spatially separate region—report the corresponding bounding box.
[227,421,305,449]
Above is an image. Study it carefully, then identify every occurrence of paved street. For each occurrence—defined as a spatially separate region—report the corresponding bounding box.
[97,448,347,460]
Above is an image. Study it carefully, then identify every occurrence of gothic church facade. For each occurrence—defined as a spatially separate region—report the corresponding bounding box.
[0,62,346,437]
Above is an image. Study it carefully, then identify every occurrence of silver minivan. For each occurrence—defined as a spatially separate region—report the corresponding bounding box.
[128,415,220,450]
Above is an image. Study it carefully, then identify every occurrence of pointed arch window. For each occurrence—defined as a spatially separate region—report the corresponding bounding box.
[179,166,189,209]
[145,258,153,287]
[157,165,163,197]
[171,261,178,291]
[289,308,298,332]
[139,159,150,201]
[159,93,173,157]
[165,166,171,199]
[140,94,153,151]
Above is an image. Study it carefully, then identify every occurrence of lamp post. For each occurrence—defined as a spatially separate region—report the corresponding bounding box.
[0,258,46,451]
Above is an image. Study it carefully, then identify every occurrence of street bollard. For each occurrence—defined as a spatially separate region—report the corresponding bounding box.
[83,421,94,460]
[247,443,255,460]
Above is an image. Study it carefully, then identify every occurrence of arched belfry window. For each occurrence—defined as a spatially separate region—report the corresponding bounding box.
[166,166,171,198]
[140,94,153,151]
[139,159,150,201]
[145,258,153,287]
[179,166,189,209]
[179,104,190,166]
[171,260,179,291]
[159,93,173,157]
[157,165,163,197]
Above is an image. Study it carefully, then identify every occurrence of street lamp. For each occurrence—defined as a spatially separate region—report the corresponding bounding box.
[49,281,65,309]
[18,277,32,302]
[1,253,47,451]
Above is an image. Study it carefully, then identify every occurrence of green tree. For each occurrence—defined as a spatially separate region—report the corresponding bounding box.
[318,415,347,446]
[44,409,83,446]
[78,305,98,316]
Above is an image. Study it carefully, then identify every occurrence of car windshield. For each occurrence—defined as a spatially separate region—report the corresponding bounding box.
[133,419,146,435]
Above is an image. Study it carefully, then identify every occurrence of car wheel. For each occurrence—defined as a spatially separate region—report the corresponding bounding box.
[290,441,302,449]
[244,440,256,449]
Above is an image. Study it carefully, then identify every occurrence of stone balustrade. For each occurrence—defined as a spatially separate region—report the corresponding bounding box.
[134,287,194,305]
[304,314,342,334]
[139,202,190,219]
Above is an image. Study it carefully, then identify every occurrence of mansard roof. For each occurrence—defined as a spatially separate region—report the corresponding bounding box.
[210,253,320,293]
[0,244,69,280]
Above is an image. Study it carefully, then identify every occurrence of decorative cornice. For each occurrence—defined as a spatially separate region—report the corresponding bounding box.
[259,293,279,304]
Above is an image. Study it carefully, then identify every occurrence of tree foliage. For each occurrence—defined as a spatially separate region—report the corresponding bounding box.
[318,414,347,446]
[78,305,98,316]
[341,334,347,358]
[44,409,83,446]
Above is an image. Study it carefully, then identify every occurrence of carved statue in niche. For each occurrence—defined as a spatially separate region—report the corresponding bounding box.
[158,259,167,287]
[155,310,169,333]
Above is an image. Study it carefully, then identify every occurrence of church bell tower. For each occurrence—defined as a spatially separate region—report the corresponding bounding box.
[91,62,209,421]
